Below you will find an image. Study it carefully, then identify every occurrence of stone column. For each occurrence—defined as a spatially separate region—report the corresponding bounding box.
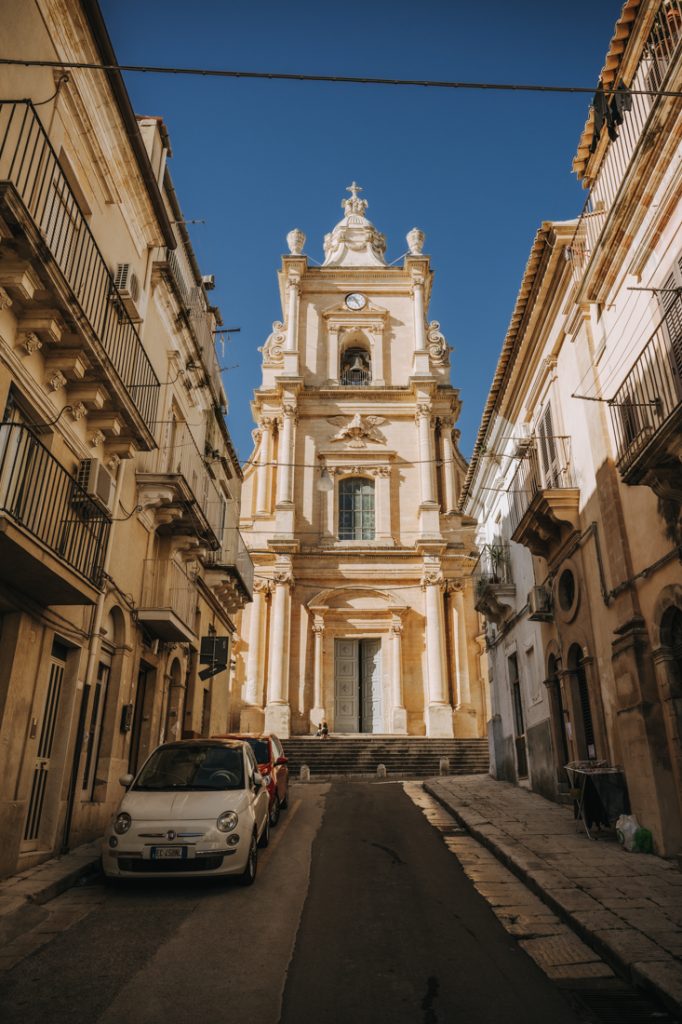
[440,417,457,513]
[451,582,478,737]
[422,565,453,737]
[390,617,407,734]
[240,579,269,731]
[416,403,440,537]
[375,466,392,542]
[265,562,293,737]
[310,615,326,732]
[275,403,297,537]
[411,273,430,375]
[328,326,340,382]
[255,417,273,515]
[371,328,385,385]
[283,274,300,375]
[276,404,296,505]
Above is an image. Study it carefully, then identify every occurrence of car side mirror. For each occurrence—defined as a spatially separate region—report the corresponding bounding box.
[253,770,265,787]
[275,756,288,766]
[119,773,134,789]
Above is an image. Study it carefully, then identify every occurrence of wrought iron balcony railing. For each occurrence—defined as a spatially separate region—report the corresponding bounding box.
[206,528,254,592]
[137,422,225,544]
[0,422,110,588]
[139,558,197,640]
[610,296,682,474]
[473,543,513,595]
[509,437,576,537]
[0,101,160,428]
[339,368,372,386]
[572,1,682,275]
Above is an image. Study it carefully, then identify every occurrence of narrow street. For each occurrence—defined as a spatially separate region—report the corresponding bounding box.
[0,781,621,1024]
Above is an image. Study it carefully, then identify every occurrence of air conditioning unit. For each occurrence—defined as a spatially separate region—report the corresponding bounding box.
[76,459,116,514]
[113,263,141,321]
[527,585,553,622]
[202,274,215,291]
[513,423,534,458]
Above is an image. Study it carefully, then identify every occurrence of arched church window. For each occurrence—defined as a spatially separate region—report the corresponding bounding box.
[338,477,375,540]
[340,347,372,386]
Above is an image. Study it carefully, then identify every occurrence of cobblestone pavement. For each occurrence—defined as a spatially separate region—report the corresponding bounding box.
[422,775,682,1014]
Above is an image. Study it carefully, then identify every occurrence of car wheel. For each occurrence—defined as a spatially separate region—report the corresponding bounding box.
[237,833,258,886]
[259,813,270,848]
[269,795,281,827]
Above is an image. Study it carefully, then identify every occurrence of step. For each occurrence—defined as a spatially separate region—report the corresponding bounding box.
[282,737,490,778]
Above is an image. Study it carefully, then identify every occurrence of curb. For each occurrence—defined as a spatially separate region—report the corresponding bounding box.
[423,781,682,1015]
[0,842,101,945]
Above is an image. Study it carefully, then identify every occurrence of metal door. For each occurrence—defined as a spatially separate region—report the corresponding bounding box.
[23,640,68,848]
[360,640,382,733]
[334,640,359,732]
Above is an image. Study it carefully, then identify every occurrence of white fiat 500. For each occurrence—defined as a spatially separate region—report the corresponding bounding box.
[102,739,270,884]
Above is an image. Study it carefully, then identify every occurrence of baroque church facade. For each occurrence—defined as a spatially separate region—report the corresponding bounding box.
[234,186,488,738]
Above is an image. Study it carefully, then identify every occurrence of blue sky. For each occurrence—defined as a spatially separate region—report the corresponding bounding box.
[100,0,620,462]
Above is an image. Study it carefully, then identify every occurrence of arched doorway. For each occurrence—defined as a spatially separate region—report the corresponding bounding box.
[567,643,597,760]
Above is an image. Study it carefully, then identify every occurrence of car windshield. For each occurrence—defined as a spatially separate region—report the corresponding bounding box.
[134,745,245,791]
[244,738,270,764]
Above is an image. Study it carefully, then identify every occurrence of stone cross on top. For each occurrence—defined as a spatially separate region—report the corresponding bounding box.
[343,180,368,218]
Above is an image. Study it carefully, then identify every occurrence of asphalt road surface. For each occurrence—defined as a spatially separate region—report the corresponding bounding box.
[0,782,589,1024]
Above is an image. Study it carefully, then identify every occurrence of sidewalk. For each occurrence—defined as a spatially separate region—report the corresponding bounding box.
[0,841,100,946]
[425,774,682,1012]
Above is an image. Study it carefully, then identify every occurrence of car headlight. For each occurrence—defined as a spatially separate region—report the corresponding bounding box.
[113,812,132,835]
[217,811,238,833]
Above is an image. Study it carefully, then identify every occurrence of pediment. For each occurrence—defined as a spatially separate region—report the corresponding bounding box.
[322,300,389,322]
[308,585,407,614]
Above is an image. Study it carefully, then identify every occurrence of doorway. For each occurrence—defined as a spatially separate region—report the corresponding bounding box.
[334,639,382,733]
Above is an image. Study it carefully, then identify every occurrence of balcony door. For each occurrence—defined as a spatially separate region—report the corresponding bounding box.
[22,639,69,852]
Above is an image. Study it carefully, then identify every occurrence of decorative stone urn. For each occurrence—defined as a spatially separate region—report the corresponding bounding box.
[406,227,425,255]
[286,228,306,255]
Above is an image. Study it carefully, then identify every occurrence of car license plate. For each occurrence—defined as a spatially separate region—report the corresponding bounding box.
[151,846,187,860]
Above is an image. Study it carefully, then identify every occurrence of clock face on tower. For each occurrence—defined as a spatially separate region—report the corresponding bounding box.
[345,292,366,311]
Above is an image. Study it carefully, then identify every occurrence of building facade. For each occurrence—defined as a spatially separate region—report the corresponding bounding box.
[234,186,487,740]
[463,0,682,855]
[0,0,252,877]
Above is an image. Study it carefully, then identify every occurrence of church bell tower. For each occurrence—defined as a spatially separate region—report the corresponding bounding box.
[236,185,485,740]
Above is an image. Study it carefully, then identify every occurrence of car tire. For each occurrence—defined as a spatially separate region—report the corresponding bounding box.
[237,833,258,886]
[269,795,281,827]
[258,813,270,848]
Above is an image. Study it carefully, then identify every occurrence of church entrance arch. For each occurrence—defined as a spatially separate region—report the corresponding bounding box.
[335,638,382,733]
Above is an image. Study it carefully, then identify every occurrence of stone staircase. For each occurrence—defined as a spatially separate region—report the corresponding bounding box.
[281,736,490,779]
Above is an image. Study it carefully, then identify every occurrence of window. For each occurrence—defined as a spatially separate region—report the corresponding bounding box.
[659,258,682,381]
[338,477,375,540]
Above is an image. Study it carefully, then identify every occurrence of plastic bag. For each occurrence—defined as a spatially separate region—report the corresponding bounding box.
[616,814,640,851]
[633,827,653,854]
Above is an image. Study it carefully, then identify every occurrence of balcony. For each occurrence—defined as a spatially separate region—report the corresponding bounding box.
[339,368,372,386]
[610,300,682,500]
[157,249,225,406]
[0,101,160,443]
[204,529,254,613]
[572,1,682,278]
[136,423,225,548]
[138,559,197,642]
[473,543,516,626]
[0,423,110,604]
[509,438,580,560]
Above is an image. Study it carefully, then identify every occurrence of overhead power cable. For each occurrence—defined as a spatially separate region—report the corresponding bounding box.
[2,57,682,97]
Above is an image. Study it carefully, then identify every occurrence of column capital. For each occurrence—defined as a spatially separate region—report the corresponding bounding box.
[312,615,325,635]
[281,402,298,423]
[253,577,272,596]
[415,401,432,421]
[421,569,445,590]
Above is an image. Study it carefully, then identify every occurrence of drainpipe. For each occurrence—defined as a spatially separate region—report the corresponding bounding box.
[61,460,127,853]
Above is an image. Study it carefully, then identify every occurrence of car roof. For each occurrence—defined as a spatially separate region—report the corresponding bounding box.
[156,738,246,751]
[213,733,277,741]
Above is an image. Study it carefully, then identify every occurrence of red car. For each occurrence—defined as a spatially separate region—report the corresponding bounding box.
[213,733,289,825]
